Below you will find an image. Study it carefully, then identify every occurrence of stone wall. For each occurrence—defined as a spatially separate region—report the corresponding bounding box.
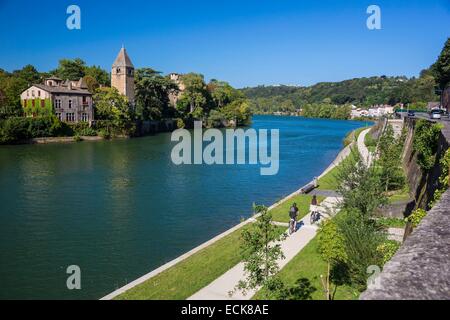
[361,120,450,299]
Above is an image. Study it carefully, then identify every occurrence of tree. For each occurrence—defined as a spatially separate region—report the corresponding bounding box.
[135,68,179,121]
[13,65,41,86]
[179,73,210,115]
[53,58,86,80]
[231,205,286,298]
[84,65,110,87]
[317,220,347,300]
[434,38,450,89]
[336,148,387,217]
[335,210,386,290]
[93,87,133,127]
[83,75,99,93]
[377,124,404,191]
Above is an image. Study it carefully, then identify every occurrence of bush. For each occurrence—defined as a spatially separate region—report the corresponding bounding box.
[376,240,401,265]
[406,208,427,228]
[413,120,443,171]
[69,122,97,136]
[176,118,185,129]
[0,117,31,143]
[0,116,77,144]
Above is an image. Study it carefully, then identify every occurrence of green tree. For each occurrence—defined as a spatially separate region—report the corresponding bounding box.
[413,120,443,171]
[135,68,179,120]
[317,220,347,300]
[93,87,133,127]
[377,124,404,191]
[84,65,110,87]
[232,205,286,298]
[336,148,387,217]
[178,73,210,115]
[433,38,450,89]
[53,58,86,80]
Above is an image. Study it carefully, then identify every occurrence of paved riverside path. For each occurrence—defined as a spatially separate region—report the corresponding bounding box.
[358,128,373,166]
[188,197,341,300]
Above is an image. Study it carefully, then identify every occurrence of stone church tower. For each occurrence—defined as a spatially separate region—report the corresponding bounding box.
[111,47,135,104]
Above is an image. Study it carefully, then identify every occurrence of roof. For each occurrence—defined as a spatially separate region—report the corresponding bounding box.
[112,47,134,68]
[47,76,62,81]
[32,83,91,95]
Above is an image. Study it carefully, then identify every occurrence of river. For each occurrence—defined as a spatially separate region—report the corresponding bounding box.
[0,115,369,299]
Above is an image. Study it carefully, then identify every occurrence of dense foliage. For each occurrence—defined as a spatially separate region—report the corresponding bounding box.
[413,120,443,171]
[176,75,252,127]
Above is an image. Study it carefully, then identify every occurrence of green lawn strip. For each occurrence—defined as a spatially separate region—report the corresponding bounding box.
[387,189,411,204]
[115,225,286,300]
[270,194,325,223]
[376,217,406,228]
[343,127,367,147]
[317,149,358,191]
[253,236,359,300]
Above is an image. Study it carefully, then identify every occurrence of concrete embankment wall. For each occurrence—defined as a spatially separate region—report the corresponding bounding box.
[361,119,450,300]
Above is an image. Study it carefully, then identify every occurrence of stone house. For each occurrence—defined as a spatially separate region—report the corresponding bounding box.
[20,77,93,123]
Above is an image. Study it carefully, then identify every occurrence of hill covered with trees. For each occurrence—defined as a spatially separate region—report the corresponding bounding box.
[241,38,450,118]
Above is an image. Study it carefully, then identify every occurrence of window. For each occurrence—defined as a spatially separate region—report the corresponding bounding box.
[66,113,75,122]
[68,100,72,108]
[32,99,35,107]
[27,91,29,97]
[38,91,41,97]
[55,113,62,121]
[82,96,87,104]
[23,99,27,107]
[81,113,89,122]
[41,100,45,108]
[32,90,35,97]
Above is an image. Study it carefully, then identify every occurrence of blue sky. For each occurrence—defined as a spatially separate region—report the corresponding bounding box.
[0,0,449,88]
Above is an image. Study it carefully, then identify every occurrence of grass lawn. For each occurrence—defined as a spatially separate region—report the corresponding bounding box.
[253,236,360,300]
[317,149,359,191]
[270,194,325,223]
[376,217,406,228]
[388,189,411,204]
[115,225,285,300]
[343,126,367,147]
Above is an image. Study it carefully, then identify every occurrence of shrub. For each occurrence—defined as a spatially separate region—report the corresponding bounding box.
[413,120,443,171]
[176,118,185,129]
[376,240,401,265]
[69,122,97,136]
[406,208,427,228]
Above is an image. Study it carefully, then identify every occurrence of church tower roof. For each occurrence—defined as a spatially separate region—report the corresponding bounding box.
[112,47,134,68]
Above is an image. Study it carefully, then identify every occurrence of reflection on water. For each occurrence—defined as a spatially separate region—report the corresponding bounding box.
[0,116,369,299]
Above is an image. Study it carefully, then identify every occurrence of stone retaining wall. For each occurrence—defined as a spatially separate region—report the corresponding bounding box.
[361,121,450,299]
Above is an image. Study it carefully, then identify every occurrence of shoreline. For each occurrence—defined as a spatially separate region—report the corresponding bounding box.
[100,139,355,300]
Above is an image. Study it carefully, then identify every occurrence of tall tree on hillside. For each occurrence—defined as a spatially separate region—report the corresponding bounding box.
[434,38,450,89]
[134,68,179,121]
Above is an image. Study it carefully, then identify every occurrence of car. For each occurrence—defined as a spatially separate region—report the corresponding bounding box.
[407,111,415,117]
[430,109,442,119]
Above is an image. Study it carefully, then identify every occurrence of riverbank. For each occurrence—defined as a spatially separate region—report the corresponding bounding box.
[101,126,361,300]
